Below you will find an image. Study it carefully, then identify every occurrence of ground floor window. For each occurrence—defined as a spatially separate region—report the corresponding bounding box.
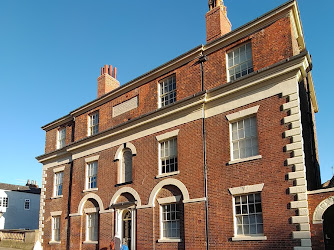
[52,216,60,242]
[234,193,263,236]
[161,203,180,239]
[86,213,98,241]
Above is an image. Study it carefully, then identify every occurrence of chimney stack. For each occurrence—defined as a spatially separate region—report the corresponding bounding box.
[97,64,120,98]
[205,0,231,43]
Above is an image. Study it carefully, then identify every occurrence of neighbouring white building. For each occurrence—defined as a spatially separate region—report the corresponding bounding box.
[0,181,40,230]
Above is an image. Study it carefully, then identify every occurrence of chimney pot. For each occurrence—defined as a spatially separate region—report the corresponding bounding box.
[97,64,120,98]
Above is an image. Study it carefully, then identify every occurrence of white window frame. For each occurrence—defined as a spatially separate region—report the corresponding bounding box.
[57,127,66,149]
[1,197,8,208]
[119,148,133,184]
[85,161,98,191]
[158,74,176,108]
[159,138,178,175]
[54,171,64,197]
[226,42,253,82]
[88,111,99,136]
[229,183,267,241]
[158,196,182,243]
[226,106,262,165]
[86,212,98,242]
[24,199,30,210]
[52,216,61,242]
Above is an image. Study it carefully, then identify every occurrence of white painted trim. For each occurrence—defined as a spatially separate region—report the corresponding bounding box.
[158,239,182,243]
[229,183,264,195]
[85,155,100,163]
[114,142,137,161]
[157,195,181,204]
[312,196,334,224]
[148,178,190,207]
[155,171,180,179]
[77,193,105,215]
[156,129,180,141]
[136,204,153,209]
[83,241,98,245]
[84,207,99,214]
[183,197,206,204]
[53,166,65,173]
[226,105,260,122]
[109,187,142,207]
[83,188,98,193]
[51,195,63,200]
[228,155,262,165]
[50,211,62,216]
[308,188,334,195]
[231,236,267,241]
[49,241,61,245]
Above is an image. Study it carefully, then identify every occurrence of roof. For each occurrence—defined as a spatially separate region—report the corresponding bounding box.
[0,183,41,195]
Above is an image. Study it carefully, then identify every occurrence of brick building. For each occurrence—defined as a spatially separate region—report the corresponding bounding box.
[36,0,333,249]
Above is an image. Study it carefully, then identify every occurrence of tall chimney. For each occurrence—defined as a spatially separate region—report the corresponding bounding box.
[97,64,120,98]
[205,0,231,43]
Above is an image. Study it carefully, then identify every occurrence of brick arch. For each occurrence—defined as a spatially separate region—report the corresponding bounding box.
[114,142,137,161]
[110,187,142,207]
[77,193,105,215]
[148,178,190,207]
[313,196,334,224]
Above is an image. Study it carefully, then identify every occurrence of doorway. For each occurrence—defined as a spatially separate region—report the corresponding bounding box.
[323,204,334,249]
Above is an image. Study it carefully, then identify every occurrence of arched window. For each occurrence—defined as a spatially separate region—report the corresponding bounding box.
[120,148,132,183]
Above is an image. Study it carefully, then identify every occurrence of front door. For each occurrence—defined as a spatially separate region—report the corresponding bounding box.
[122,210,132,249]
[323,205,334,249]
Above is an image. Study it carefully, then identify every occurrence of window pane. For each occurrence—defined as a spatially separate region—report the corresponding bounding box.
[234,193,263,236]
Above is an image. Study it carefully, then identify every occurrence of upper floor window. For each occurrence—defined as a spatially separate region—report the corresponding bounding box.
[52,216,61,242]
[86,161,98,190]
[159,74,176,108]
[234,193,263,236]
[24,199,30,210]
[86,212,98,242]
[227,43,253,82]
[54,171,64,197]
[231,116,258,160]
[57,128,66,149]
[160,138,178,174]
[0,197,8,208]
[119,148,132,184]
[88,111,99,136]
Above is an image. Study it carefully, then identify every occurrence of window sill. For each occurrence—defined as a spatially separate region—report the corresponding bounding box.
[83,241,98,245]
[231,235,267,241]
[158,238,182,243]
[83,188,98,193]
[228,155,262,165]
[51,195,63,200]
[156,171,180,179]
[49,241,61,245]
[115,181,133,187]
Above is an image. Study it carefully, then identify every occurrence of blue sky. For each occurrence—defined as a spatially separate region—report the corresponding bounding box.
[0,0,333,187]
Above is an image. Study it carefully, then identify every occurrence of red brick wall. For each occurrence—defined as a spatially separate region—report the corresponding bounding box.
[205,95,299,249]
[204,17,294,91]
[308,191,334,250]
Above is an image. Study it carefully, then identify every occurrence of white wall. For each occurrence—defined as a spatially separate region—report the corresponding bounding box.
[0,189,40,230]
